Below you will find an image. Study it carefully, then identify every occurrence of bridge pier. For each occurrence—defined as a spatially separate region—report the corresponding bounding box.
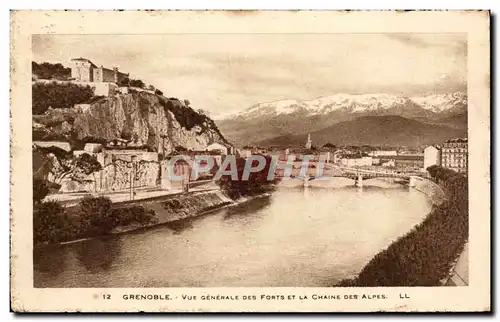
[355,175,363,187]
[303,175,309,187]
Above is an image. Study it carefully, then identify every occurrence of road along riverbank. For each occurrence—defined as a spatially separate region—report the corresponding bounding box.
[411,177,446,206]
[337,171,468,287]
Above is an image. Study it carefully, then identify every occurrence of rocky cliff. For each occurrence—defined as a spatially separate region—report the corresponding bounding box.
[33,91,228,154]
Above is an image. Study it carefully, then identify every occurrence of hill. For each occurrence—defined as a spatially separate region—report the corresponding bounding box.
[434,113,468,130]
[257,115,467,148]
[33,91,228,153]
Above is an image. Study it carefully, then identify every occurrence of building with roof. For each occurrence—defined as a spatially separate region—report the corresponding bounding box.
[392,155,424,171]
[441,138,468,174]
[424,145,442,170]
[369,150,398,157]
[237,148,252,159]
[206,142,234,155]
[70,58,129,84]
[340,156,373,168]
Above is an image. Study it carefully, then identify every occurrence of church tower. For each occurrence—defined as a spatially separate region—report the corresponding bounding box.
[305,133,312,149]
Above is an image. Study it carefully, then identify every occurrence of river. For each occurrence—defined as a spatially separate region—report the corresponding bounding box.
[34,183,432,287]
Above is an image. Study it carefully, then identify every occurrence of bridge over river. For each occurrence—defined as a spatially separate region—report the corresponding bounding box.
[275,162,420,188]
[335,167,414,187]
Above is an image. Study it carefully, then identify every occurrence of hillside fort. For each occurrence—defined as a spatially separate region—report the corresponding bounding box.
[70,57,129,83]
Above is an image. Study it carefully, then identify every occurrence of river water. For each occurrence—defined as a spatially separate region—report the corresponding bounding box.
[34,184,431,287]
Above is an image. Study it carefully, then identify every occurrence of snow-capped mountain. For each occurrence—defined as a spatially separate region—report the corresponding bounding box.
[410,92,467,114]
[229,92,467,120]
[216,92,467,146]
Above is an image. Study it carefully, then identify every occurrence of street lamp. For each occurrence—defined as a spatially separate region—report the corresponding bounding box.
[129,156,137,200]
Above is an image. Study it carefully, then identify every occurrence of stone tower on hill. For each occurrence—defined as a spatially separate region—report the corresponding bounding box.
[70,57,129,84]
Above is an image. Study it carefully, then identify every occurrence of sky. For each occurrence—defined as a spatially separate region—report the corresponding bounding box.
[32,33,467,119]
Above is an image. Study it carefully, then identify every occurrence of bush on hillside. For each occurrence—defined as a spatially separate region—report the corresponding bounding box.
[157,96,228,144]
[129,79,145,89]
[119,77,130,86]
[32,82,95,114]
[160,98,207,131]
[32,62,71,80]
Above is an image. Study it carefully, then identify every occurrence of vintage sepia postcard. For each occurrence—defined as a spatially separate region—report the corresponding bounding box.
[10,10,490,312]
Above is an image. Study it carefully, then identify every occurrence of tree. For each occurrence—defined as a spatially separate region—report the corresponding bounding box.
[74,153,102,176]
[129,79,145,89]
[154,89,163,96]
[33,200,68,244]
[33,178,49,204]
[37,148,102,185]
[426,165,440,180]
[32,61,71,80]
[119,77,130,86]
[77,196,113,236]
[217,155,276,200]
[175,145,187,152]
[323,142,336,149]
[120,131,133,141]
[147,85,155,91]
[32,82,95,115]
[183,99,191,107]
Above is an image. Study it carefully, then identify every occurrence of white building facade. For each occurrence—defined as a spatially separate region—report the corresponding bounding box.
[340,156,373,167]
[369,150,398,157]
[206,142,233,155]
[424,145,442,170]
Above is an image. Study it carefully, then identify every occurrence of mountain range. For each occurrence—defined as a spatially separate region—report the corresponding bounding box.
[216,92,467,147]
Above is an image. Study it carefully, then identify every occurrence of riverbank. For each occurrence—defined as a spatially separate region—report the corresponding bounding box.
[113,191,275,236]
[34,189,273,248]
[337,170,468,287]
[412,177,446,206]
[111,190,234,234]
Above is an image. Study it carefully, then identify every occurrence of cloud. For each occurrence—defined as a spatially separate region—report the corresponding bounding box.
[385,33,467,54]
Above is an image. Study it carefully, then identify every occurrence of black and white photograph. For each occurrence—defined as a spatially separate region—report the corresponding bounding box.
[10,10,490,312]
